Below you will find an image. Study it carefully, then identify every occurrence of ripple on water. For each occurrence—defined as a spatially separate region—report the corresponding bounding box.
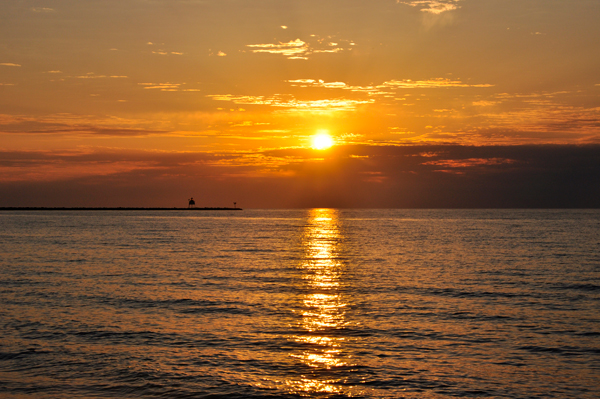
[1,209,599,398]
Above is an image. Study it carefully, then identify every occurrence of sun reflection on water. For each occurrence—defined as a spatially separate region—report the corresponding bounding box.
[286,208,353,395]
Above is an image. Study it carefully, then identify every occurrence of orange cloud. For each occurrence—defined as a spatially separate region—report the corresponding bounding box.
[422,157,516,168]
[286,78,493,95]
[1,145,598,208]
[246,36,354,60]
[206,94,373,112]
[397,0,462,14]
[247,39,310,59]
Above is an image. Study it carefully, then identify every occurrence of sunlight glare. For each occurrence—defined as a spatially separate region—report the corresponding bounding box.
[312,131,334,150]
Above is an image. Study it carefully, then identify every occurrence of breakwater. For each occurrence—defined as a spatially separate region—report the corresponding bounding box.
[0,207,241,211]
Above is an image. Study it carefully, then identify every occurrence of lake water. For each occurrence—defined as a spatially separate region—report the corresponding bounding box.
[1,209,599,398]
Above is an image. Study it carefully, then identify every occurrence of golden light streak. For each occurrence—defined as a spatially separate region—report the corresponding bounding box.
[285,209,356,395]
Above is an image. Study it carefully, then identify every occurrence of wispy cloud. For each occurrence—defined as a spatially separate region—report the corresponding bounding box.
[231,121,271,127]
[30,7,55,13]
[0,63,21,67]
[139,82,181,91]
[138,82,200,92]
[423,158,516,168]
[247,39,310,59]
[397,0,462,14]
[206,77,492,119]
[276,99,374,113]
[472,100,498,107]
[207,94,373,112]
[152,50,184,55]
[286,78,493,95]
[146,42,184,55]
[0,150,163,183]
[246,35,354,60]
[208,50,227,57]
[71,73,128,79]
[382,79,492,88]
[0,114,169,137]
[474,92,600,140]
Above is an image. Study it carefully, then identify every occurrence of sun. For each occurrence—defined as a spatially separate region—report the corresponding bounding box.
[311,130,334,150]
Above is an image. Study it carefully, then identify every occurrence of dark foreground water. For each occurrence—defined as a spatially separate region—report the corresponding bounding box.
[1,209,599,398]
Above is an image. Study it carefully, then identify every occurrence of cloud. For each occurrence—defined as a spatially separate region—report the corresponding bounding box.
[472,101,498,107]
[279,99,374,113]
[152,50,184,55]
[422,157,516,169]
[138,82,182,91]
[287,79,349,89]
[473,93,600,140]
[206,94,373,112]
[1,145,598,208]
[0,63,21,67]
[397,0,461,14]
[231,121,271,127]
[136,82,200,92]
[71,73,128,79]
[145,41,183,55]
[208,50,228,57]
[0,114,169,137]
[381,79,492,89]
[285,78,493,96]
[246,35,354,60]
[0,150,166,183]
[247,39,310,59]
[30,7,55,13]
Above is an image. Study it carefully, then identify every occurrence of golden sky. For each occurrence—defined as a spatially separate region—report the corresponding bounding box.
[1,0,599,207]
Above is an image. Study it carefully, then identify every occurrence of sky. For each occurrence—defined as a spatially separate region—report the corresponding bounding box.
[1,0,599,208]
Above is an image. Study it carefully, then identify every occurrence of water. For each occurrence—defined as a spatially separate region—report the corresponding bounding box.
[1,209,599,398]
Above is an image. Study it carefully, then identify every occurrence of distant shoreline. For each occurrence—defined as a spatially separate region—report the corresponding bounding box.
[0,207,242,211]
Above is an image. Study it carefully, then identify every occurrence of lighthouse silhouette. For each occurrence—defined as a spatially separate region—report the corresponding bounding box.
[188,197,195,208]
